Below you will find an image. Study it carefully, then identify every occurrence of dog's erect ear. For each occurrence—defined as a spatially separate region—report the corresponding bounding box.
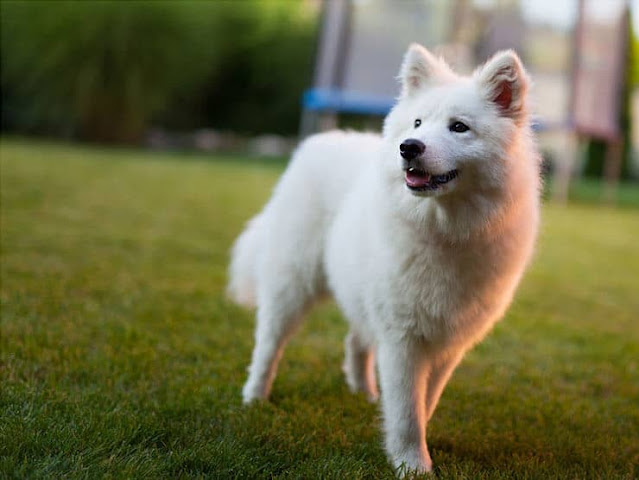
[476,50,529,123]
[399,43,453,97]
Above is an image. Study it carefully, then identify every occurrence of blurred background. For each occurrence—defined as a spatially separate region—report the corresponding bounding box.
[1,0,637,199]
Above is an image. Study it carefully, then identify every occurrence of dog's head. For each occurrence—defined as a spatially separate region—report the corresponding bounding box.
[382,44,531,199]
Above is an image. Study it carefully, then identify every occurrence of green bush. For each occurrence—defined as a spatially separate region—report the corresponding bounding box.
[200,4,317,135]
[1,1,317,143]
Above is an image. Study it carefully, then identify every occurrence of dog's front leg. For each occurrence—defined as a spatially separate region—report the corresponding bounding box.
[377,337,432,476]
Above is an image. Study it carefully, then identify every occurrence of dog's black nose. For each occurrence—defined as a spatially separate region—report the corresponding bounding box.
[399,139,425,160]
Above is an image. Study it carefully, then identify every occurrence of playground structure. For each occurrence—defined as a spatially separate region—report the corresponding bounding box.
[301,0,633,200]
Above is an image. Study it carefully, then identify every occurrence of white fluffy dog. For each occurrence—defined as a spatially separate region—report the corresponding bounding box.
[228,44,540,475]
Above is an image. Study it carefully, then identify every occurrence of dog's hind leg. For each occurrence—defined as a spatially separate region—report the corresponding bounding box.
[343,329,378,402]
[242,278,313,404]
[424,350,464,422]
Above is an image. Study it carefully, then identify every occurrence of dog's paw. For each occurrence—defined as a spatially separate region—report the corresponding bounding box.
[344,380,379,403]
[241,381,269,404]
[343,365,379,402]
[395,462,433,479]
[366,391,379,403]
[392,450,433,478]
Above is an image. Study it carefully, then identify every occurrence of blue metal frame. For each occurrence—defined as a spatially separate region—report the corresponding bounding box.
[303,88,395,116]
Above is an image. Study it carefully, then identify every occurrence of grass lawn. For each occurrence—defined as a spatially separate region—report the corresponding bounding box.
[1,138,638,479]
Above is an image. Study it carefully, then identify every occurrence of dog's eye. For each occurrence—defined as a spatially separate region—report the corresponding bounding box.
[414,119,421,128]
[449,121,470,133]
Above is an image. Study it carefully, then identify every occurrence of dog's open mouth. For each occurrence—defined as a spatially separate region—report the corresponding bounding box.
[404,167,459,191]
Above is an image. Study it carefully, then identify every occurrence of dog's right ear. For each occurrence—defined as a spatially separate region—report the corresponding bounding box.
[399,43,453,97]
[475,50,529,124]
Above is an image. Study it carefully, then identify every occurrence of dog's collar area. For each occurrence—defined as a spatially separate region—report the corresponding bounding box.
[404,167,458,190]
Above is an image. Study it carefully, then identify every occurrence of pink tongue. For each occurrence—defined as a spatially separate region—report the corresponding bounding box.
[405,170,431,188]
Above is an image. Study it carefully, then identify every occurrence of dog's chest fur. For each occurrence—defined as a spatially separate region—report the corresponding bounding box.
[359,208,528,346]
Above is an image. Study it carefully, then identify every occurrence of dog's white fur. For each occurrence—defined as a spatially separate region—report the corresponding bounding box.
[228,44,540,475]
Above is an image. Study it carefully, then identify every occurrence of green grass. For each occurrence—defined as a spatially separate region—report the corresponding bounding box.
[565,178,639,208]
[1,138,638,479]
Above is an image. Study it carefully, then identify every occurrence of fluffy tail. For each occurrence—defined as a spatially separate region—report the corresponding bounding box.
[227,214,264,308]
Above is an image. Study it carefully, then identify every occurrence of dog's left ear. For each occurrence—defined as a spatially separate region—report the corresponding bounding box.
[476,50,529,123]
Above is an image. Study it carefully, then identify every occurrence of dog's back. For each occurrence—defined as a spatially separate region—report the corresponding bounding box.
[227,130,381,308]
